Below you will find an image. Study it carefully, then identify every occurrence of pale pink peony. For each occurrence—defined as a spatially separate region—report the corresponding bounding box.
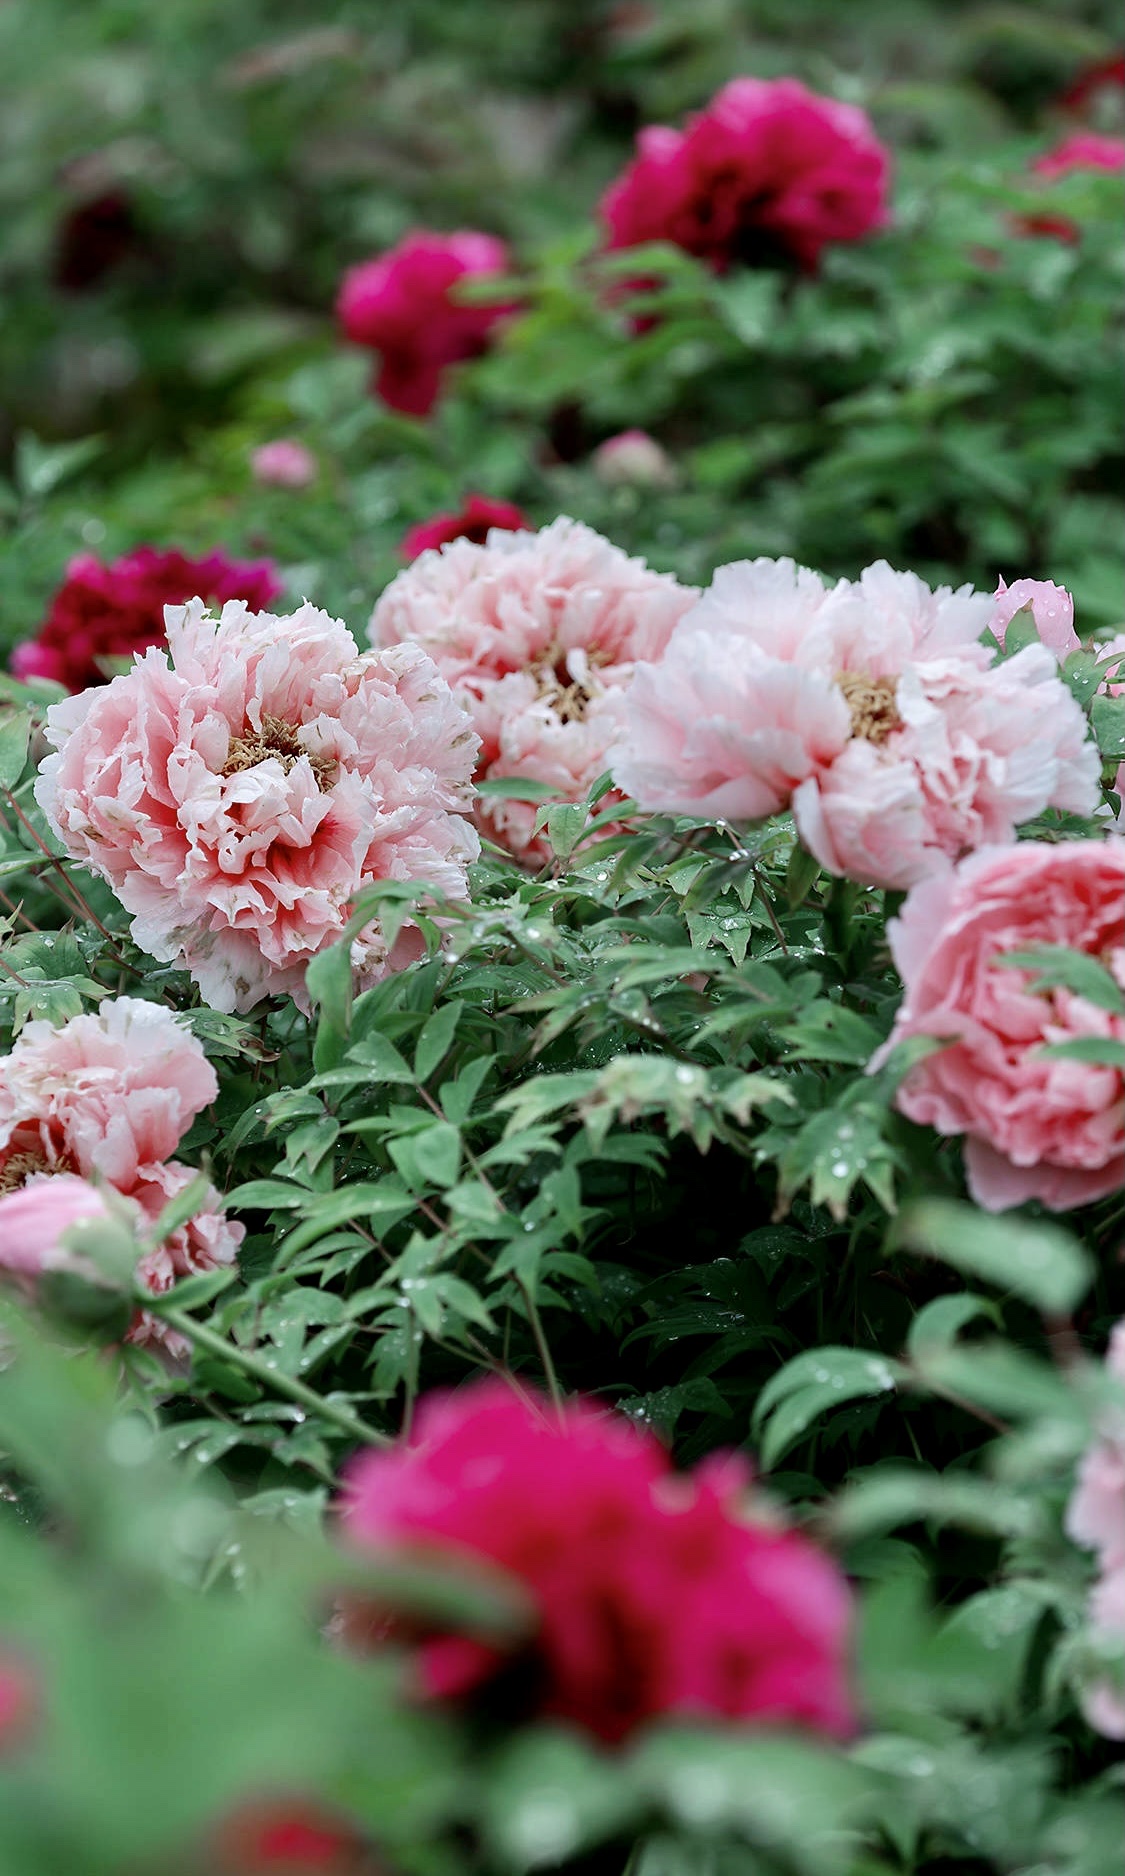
[0,1174,120,1290]
[592,430,677,488]
[0,997,218,1190]
[369,517,695,860]
[250,440,318,489]
[1082,1565,1125,1739]
[988,577,1079,660]
[614,557,1099,888]
[871,840,1125,1211]
[37,600,480,1010]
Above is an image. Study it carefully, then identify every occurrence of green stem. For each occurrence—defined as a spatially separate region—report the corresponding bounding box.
[516,1276,563,1417]
[141,1296,390,1448]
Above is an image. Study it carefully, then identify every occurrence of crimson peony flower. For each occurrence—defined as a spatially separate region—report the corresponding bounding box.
[871,840,1125,1213]
[0,1653,37,1751]
[0,998,243,1348]
[600,76,890,276]
[613,557,1098,890]
[53,188,140,293]
[400,495,530,560]
[370,516,695,860]
[11,547,281,694]
[337,231,515,417]
[1060,53,1125,121]
[213,1799,371,1872]
[37,601,480,1012]
[341,1379,855,1745]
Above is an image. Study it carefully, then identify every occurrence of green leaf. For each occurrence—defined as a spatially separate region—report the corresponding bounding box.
[906,1292,1001,1363]
[896,1199,1094,1315]
[415,1002,462,1085]
[1091,691,1125,758]
[1003,944,1125,1014]
[753,1346,904,1468]
[0,704,31,788]
[307,939,353,1073]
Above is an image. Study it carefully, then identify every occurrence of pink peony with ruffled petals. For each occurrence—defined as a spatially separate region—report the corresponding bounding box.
[342,1378,854,1744]
[614,556,1099,888]
[989,577,1079,659]
[370,517,695,860]
[37,600,480,1011]
[870,841,1125,1211]
[337,231,515,417]
[600,76,890,275]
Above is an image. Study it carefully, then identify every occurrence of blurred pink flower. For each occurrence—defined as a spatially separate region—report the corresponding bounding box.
[614,557,1098,887]
[600,76,890,274]
[1019,133,1125,240]
[0,1174,119,1291]
[342,1378,854,1743]
[251,440,317,489]
[1083,1565,1125,1739]
[400,496,530,560]
[9,547,280,694]
[37,600,480,1011]
[0,1651,36,1751]
[592,430,677,488]
[1067,1325,1125,1740]
[871,840,1125,1211]
[370,516,695,860]
[337,231,515,417]
[989,577,1079,659]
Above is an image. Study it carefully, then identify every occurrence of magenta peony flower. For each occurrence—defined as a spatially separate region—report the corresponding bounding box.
[370,516,696,860]
[37,601,480,1011]
[0,1652,36,1751]
[250,440,318,489]
[0,997,243,1346]
[871,840,1125,1212]
[337,231,515,417]
[10,547,281,695]
[989,577,1079,660]
[211,1798,368,1872]
[342,1379,854,1744]
[613,557,1099,889]
[600,77,890,275]
[400,495,531,560]
[591,429,677,488]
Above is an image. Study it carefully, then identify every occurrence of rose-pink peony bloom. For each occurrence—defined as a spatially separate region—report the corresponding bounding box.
[36,600,480,1011]
[870,840,1125,1212]
[370,516,696,860]
[341,1378,854,1744]
[600,76,890,275]
[614,557,1098,888]
[337,231,515,417]
[250,440,318,489]
[400,496,531,561]
[10,547,281,694]
[989,577,1079,660]
[0,1174,119,1290]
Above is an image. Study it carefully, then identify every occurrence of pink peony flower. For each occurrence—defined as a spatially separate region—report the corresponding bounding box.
[10,547,281,694]
[0,998,244,1346]
[337,231,515,417]
[370,517,696,860]
[251,440,318,489]
[870,840,1125,1212]
[0,1174,120,1291]
[592,430,677,488]
[37,600,480,1011]
[1018,133,1125,240]
[341,1378,854,1744]
[600,77,890,275]
[1066,1325,1125,1739]
[400,496,531,561]
[614,557,1099,888]
[1082,1565,1125,1740]
[989,577,1079,660]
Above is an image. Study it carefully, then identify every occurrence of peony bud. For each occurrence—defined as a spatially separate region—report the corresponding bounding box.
[591,429,676,488]
[250,440,318,489]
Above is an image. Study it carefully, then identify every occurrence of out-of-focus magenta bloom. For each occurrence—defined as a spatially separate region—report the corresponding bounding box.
[600,77,890,275]
[213,1799,369,1872]
[400,496,530,560]
[337,231,515,417]
[1018,132,1125,240]
[342,1378,855,1745]
[10,547,281,694]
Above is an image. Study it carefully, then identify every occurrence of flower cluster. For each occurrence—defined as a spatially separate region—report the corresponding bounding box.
[37,599,480,1012]
[11,547,281,694]
[337,231,515,417]
[370,516,696,859]
[342,1379,854,1744]
[600,76,890,274]
[613,557,1098,889]
[0,997,241,1346]
[1066,1323,1125,1740]
[873,840,1125,1213]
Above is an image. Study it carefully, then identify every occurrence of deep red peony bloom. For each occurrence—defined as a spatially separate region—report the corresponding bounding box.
[0,1652,36,1751]
[1059,53,1125,122]
[213,1799,368,1873]
[10,547,281,693]
[600,76,890,275]
[400,495,531,560]
[53,188,141,293]
[337,231,515,418]
[342,1380,854,1745]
